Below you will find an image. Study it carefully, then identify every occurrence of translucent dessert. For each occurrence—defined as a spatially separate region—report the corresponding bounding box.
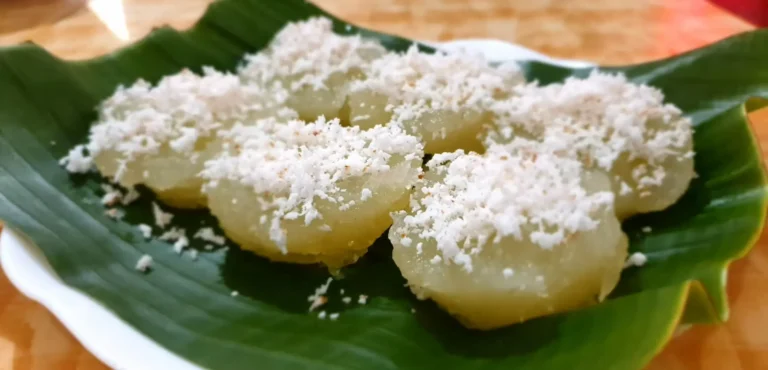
[390,139,627,329]
[74,67,292,208]
[347,46,525,154]
[202,116,424,270]
[239,17,386,122]
[487,71,694,219]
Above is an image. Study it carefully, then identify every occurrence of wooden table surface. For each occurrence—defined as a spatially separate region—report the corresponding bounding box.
[0,0,765,369]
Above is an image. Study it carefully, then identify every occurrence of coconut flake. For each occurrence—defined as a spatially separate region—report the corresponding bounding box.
[138,224,153,239]
[134,254,153,272]
[121,187,141,205]
[194,227,226,245]
[104,208,124,220]
[152,202,174,229]
[307,277,334,311]
[360,188,373,201]
[101,188,122,206]
[60,145,93,173]
[624,252,648,268]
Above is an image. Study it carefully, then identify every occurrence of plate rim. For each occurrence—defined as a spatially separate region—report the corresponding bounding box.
[0,38,593,370]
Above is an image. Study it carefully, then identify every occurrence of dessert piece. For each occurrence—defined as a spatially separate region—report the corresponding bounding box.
[80,67,291,208]
[391,139,627,329]
[348,45,524,154]
[487,71,694,219]
[202,116,423,270]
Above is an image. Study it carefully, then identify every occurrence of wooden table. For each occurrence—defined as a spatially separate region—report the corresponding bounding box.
[0,0,764,369]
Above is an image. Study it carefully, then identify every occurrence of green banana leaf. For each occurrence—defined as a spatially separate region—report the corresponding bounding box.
[0,0,766,368]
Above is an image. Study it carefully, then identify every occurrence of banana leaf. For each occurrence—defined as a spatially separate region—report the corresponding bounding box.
[0,0,766,368]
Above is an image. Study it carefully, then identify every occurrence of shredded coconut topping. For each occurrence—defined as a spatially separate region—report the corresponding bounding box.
[201,116,422,250]
[352,45,523,122]
[394,139,614,272]
[78,67,289,178]
[488,71,692,193]
[239,17,385,92]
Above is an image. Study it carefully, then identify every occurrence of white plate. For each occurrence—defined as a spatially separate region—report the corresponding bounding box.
[0,39,593,370]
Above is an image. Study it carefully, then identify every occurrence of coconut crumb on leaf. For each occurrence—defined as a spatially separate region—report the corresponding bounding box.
[60,144,93,173]
[138,224,153,239]
[307,278,337,311]
[194,227,226,245]
[173,237,189,254]
[624,252,648,268]
[309,296,328,312]
[100,186,122,206]
[152,202,174,229]
[135,254,153,272]
[159,227,188,254]
[121,187,141,205]
[104,208,125,220]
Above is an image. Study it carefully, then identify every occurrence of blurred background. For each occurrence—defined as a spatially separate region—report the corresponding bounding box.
[0,1,765,369]
[0,0,758,64]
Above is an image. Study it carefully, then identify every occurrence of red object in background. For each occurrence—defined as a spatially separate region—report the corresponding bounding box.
[711,0,768,26]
